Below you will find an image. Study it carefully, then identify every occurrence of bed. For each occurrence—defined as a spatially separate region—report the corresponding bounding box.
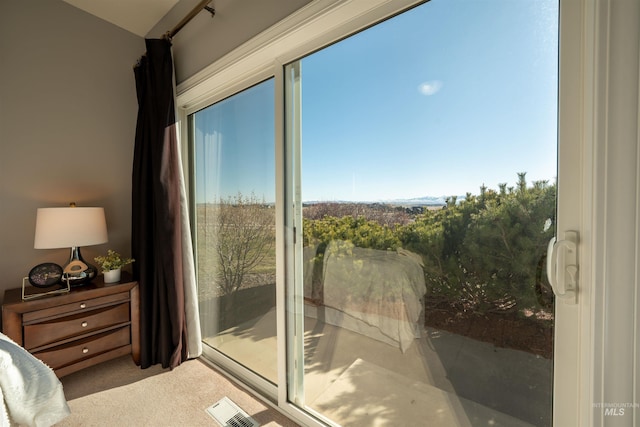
[305,240,427,352]
[0,332,70,427]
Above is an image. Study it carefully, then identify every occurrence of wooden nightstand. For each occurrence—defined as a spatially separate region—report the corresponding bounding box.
[2,272,140,377]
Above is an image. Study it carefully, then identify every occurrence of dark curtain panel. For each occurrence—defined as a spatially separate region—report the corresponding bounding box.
[132,38,188,369]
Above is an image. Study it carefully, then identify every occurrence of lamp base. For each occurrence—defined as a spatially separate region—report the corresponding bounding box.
[62,247,97,286]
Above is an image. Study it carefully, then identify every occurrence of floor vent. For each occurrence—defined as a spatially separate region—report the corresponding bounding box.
[206,397,260,427]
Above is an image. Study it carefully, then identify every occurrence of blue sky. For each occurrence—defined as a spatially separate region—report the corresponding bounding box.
[195,0,558,204]
[301,0,558,202]
[194,80,275,204]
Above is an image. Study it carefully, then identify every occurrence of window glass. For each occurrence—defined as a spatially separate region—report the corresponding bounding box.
[286,0,558,425]
[192,79,277,383]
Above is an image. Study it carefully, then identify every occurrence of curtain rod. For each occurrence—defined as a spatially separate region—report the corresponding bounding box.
[165,0,215,40]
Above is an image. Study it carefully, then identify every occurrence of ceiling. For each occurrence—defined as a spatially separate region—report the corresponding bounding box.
[62,0,181,37]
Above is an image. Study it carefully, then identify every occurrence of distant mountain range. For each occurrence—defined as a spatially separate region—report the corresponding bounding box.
[304,195,466,207]
[387,196,456,206]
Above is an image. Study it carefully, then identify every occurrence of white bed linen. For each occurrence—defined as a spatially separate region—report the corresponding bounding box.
[0,332,70,427]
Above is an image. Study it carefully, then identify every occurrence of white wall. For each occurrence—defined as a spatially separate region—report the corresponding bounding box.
[0,1,144,309]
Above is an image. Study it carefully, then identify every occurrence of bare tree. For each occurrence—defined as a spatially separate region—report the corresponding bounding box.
[215,193,274,295]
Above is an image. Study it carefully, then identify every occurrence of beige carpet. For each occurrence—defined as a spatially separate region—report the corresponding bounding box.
[58,356,299,427]
[312,358,535,427]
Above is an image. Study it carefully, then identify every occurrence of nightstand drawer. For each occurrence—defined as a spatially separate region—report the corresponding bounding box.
[22,292,130,323]
[24,302,130,350]
[34,326,131,370]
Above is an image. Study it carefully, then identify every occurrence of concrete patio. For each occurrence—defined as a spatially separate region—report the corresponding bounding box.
[205,305,552,426]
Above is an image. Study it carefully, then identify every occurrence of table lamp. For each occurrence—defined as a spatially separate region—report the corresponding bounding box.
[34,203,108,286]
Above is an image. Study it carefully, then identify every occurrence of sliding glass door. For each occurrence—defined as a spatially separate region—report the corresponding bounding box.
[191,79,277,384]
[183,0,578,425]
[285,1,558,425]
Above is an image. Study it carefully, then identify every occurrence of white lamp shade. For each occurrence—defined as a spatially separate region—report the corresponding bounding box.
[34,207,108,249]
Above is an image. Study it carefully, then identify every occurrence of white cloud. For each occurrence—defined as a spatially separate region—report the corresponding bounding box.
[418,80,443,96]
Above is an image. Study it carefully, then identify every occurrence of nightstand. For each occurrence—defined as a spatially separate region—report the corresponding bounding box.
[2,272,140,377]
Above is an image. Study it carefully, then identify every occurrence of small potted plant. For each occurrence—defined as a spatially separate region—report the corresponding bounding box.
[94,250,134,283]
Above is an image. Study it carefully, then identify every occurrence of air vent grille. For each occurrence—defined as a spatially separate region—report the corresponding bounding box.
[206,397,260,427]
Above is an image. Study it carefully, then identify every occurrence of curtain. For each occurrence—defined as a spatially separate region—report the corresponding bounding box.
[132,38,202,369]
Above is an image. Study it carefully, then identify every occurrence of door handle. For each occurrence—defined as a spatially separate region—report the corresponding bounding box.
[546,230,579,304]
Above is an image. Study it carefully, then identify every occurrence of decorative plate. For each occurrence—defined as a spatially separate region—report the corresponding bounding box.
[28,262,63,288]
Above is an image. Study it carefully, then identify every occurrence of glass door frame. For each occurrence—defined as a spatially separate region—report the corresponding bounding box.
[183,70,280,401]
[175,0,594,425]
[555,0,598,425]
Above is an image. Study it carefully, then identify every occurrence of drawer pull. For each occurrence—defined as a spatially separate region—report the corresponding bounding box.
[80,303,87,309]
[82,347,89,354]
[81,321,88,327]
